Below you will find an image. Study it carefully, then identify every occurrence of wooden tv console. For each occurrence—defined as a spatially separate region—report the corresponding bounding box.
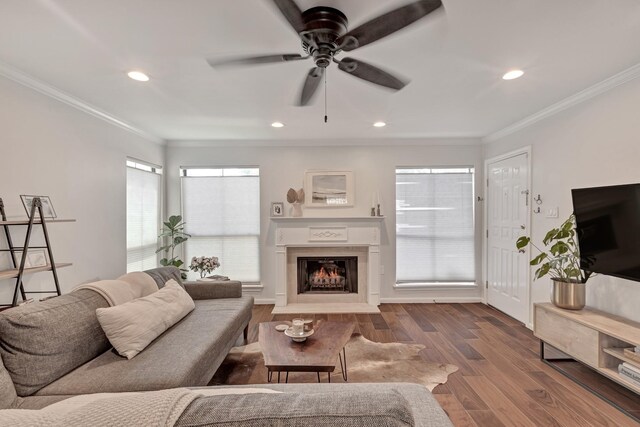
[534,303,640,396]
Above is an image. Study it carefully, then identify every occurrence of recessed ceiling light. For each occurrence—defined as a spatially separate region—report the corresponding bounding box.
[127,71,150,82]
[271,122,284,128]
[373,121,386,128]
[502,69,524,80]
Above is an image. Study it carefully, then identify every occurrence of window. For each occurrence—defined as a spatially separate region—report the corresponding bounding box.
[396,167,475,284]
[126,160,162,272]
[181,167,260,282]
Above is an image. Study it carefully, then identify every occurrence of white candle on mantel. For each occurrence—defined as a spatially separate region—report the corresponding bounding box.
[371,192,376,208]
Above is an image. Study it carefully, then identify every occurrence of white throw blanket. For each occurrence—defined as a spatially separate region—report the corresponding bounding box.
[0,388,281,427]
[73,272,158,306]
[0,388,196,427]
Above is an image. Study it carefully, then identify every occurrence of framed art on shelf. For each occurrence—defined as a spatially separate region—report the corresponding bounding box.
[20,195,57,219]
[0,249,48,269]
[271,202,284,217]
[304,171,354,207]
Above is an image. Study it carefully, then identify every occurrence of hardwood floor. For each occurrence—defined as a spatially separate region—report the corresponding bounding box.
[244,303,640,427]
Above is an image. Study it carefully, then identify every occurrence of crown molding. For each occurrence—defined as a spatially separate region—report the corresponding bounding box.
[483,62,640,143]
[166,136,483,148]
[0,61,164,145]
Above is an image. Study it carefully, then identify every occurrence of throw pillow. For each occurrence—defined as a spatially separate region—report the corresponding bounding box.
[96,280,195,359]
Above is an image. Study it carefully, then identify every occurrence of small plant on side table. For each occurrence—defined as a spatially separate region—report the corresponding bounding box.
[189,256,221,279]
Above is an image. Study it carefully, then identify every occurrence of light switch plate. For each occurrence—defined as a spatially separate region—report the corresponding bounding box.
[546,207,559,218]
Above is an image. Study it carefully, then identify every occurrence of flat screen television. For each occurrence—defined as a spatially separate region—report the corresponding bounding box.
[571,183,640,282]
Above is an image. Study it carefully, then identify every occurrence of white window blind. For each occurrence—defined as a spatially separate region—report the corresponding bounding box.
[396,167,475,284]
[127,163,162,272]
[181,168,260,282]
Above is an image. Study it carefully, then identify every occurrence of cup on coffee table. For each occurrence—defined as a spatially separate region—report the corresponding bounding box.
[292,318,304,336]
[303,319,314,332]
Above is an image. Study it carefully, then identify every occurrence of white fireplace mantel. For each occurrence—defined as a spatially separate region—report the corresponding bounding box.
[273,216,383,311]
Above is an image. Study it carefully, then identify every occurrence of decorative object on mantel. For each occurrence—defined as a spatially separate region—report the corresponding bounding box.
[371,192,383,217]
[157,215,191,280]
[304,170,354,207]
[286,188,305,217]
[189,256,221,279]
[516,214,591,310]
[271,202,284,217]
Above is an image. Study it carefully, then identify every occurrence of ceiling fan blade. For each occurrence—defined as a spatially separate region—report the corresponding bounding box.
[336,0,442,52]
[298,67,325,106]
[271,0,305,34]
[337,58,408,90]
[207,54,307,68]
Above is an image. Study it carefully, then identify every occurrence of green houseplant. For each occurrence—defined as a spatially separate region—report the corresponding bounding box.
[156,215,191,279]
[516,214,591,310]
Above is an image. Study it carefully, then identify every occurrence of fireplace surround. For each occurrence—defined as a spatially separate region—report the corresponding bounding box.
[272,216,382,313]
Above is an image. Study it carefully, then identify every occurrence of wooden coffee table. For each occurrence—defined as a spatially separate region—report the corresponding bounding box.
[259,320,355,383]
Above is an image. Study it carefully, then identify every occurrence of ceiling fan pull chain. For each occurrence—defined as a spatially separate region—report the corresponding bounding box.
[324,70,328,123]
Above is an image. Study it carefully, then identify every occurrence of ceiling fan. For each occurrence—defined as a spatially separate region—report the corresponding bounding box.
[207,0,443,106]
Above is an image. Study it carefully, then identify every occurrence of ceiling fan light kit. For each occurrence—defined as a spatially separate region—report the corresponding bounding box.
[208,0,443,109]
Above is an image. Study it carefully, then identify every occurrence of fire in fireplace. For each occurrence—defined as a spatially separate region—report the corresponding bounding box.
[297,257,358,294]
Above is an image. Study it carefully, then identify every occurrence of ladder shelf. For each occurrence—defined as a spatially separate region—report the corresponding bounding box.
[0,197,74,307]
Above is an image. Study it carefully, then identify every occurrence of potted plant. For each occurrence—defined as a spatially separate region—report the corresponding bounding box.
[156,215,191,279]
[516,214,591,310]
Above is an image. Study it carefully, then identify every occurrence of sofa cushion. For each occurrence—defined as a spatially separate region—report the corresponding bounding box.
[176,390,415,426]
[96,281,195,359]
[0,289,110,396]
[184,280,242,300]
[0,352,17,409]
[144,266,183,289]
[35,296,254,395]
[188,383,453,427]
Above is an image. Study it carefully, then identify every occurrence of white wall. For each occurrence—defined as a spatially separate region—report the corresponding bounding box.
[484,76,640,323]
[166,140,484,304]
[0,76,164,304]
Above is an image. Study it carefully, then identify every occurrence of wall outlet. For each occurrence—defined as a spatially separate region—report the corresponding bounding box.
[546,207,559,218]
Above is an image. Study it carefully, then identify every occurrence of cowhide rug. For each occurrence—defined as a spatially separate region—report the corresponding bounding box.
[210,334,458,391]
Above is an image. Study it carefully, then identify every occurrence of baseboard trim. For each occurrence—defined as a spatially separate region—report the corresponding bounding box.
[379,297,483,304]
[253,298,276,305]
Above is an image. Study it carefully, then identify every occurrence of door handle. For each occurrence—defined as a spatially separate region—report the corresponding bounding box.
[521,190,530,206]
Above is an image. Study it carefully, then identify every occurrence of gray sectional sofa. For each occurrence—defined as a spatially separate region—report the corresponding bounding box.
[0,267,452,426]
[0,267,253,407]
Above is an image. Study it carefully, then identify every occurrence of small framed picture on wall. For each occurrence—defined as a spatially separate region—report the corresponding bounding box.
[271,202,284,217]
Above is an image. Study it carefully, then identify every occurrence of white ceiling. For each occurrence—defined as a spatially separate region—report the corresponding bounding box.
[1,0,640,141]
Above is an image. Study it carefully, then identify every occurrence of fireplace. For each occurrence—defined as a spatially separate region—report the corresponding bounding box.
[297,257,358,294]
[274,219,382,311]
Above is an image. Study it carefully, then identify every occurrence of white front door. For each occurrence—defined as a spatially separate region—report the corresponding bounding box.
[486,152,530,324]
